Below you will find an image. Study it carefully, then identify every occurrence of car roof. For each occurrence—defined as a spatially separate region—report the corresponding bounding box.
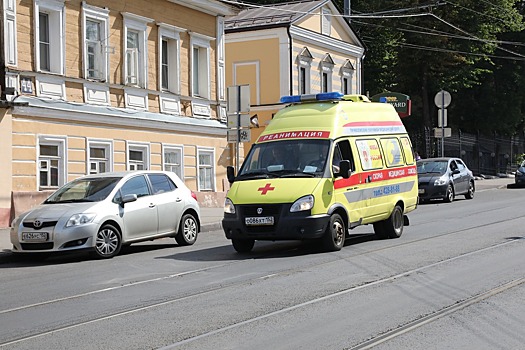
[417,157,458,162]
[77,170,177,180]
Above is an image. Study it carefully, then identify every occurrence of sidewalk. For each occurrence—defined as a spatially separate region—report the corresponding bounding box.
[0,176,514,257]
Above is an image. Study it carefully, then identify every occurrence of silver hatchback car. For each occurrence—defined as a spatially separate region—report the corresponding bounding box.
[10,171,200,259]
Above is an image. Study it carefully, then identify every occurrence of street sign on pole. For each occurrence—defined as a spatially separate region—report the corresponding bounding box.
[434,90,452,156]
[437,109,448,127]
[433,127,451,138]
[227,85,251,171]
[227,85,250,114]
[227,129,251,143]
[227,114,250,128]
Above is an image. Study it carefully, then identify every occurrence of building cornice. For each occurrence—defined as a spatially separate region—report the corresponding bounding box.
[289,26,365,58]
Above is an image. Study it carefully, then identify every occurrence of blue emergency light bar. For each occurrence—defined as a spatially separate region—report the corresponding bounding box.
[280,92,344,104]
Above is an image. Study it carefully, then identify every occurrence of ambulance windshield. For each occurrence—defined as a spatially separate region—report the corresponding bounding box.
[238,140,331,179]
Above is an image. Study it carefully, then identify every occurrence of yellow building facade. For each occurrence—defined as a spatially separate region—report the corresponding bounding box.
[0,0,241,227]
[225,0,365,156]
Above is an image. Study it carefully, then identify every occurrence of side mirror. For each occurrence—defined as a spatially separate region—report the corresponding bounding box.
[452,169,460,175]
[121,194,138,205]
[337,160,351,179]
[227,166,236,184]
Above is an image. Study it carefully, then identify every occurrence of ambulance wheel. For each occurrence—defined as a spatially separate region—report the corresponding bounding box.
[232,239,255,253]
[374,205,404,239]
[322,214,345,251]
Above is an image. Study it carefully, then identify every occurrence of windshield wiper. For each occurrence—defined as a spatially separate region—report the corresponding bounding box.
[280,172,316,178]
[237,171,278,180]
[45,198,94,204]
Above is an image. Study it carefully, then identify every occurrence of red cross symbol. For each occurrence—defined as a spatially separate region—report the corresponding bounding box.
[258,183,275,195]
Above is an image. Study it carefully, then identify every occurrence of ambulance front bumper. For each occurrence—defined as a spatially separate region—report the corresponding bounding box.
[222,206,329,241]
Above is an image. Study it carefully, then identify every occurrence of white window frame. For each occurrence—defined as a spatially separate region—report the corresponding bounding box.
[127,142,150,171]
[320,54,334,93]
[341,60,355,95]
[122,12,153,88]
[4,0,17,67]
[321,7,331,36]
[157,23,183,94]
[162,145,184,180]
[38,135,67,189]
[197,148,215,191]
[34,0,65,74]
[296,47,312,95]
[216,16,226,101]
[82,3,109,82]
[190,33,212,99]
[87,139,113,174]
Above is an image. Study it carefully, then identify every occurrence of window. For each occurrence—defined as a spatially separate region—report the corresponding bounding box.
[321,7,331,36]
[38,136,66,189]
[296,47,312,95]
[340,60,355,95]
[122,12,153,88]
[355,139,383,171]
[320,54,334,93]
[83,4,109,81]
[400,137,415,164]
[190,33,212,98]
[158,23,182,93]
[163,146,183,179]
[148,174,176,195]
[88,140,112,174]
[197,149,214,191]
[380,138,404,168]
[34,0,65,74]
[119,175,150,198]
[128,143,149,171]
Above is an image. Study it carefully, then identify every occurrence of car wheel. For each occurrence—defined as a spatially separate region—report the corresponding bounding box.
[322,213,345,251]
[465,181,475,199]
[93,224,121,259]
[444,185,454,203]
[175,213,199,246]
[232,239,255,253]
[376,205,404,239]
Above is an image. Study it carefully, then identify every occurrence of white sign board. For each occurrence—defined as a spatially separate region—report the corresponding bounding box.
[437,109,448,127]
[227,114,250,128]
[434,127,452,138]
[227,129,251,143]
[227,85,250,114]
[434,90,451,108]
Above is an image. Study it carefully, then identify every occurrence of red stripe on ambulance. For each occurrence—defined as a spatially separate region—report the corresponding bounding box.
[257,130,330,142]
[334,165,417,189]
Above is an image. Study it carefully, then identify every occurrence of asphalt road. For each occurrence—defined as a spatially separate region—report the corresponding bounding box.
[0,183,524,350]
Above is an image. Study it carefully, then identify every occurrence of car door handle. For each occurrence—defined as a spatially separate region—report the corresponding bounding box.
[149,203,156,208]
[175,197,182,202]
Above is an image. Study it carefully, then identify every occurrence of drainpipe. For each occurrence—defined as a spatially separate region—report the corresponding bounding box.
[0,0,6,100]
[287,26,293,95]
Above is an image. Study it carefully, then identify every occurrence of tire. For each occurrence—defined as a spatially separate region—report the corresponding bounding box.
[175,213,199,246]
[465,181,475,199]
[444,185,454,203]
[375,205,404,239]
[232,239,255,253]
[93,224,122,259]
[322,213,345,251]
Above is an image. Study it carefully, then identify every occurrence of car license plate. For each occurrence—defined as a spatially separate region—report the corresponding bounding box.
[22,232,48,242]
[418,189,425,194]
[245,216,274,226]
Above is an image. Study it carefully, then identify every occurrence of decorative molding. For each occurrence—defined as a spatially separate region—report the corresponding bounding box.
[124,88,148,110]
[192,102,211,118]
[84,83,110,105]
[36,76,66,100]
[159,95,181,115]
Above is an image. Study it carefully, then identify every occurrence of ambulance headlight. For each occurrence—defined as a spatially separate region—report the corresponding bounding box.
[224,198,236,214]
[434,176,447,186]
[290,195,314,212]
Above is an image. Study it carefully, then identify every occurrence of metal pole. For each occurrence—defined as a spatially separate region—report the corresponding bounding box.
[441,91,445,157]
[236,85,241,172]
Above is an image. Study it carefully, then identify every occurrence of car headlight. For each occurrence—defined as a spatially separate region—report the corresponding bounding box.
[66,213,96,227]
[434,177,447,186]
[224,198,236,214]
[290,195,314,212]
[517,170,523,176]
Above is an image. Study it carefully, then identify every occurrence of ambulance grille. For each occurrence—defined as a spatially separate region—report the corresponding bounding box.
[240,204,283,233]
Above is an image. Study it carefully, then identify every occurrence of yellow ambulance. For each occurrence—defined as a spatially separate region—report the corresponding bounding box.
[222,92,418,253]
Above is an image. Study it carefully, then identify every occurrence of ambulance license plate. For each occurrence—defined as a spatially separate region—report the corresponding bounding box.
[22,232,48,242]
[418,189,425,194]
[245,216,274,226]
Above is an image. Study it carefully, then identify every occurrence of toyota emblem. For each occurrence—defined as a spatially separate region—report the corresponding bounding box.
[33,220,42,228]
[257,208,263,214]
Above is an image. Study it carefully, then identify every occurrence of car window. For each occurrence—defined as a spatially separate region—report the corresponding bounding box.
[449,160,458,171]
[148,174,176,194]
[456,160,466,172]
[119,175,150,198]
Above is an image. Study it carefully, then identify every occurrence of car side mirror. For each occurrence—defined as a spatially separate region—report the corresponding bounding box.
[452,169,460,175]
[121,194,138,205]
[337,160,351,179]
[227,166,236,184]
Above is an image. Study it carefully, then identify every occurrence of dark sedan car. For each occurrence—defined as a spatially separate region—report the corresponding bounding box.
[515,160,525,186]
[417,157,475,203]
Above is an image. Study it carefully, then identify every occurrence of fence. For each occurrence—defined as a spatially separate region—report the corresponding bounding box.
[409,128,525,176]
